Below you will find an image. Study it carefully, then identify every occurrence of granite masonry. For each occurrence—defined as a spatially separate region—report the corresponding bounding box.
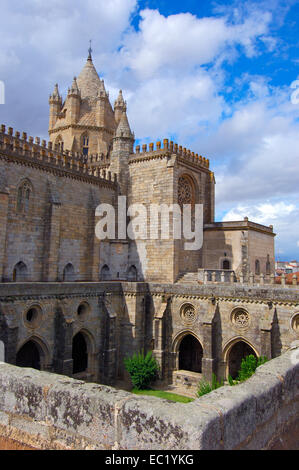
[0,51,298,401]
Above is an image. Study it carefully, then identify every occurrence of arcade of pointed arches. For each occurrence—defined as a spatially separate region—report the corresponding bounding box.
[172,327,259,380]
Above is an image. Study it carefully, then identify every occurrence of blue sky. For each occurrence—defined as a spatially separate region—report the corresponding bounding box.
[0,0,299,260]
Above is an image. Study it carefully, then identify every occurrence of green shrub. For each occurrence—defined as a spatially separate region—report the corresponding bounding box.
[197,379,212,397]
[236,354,268,382]
[124,350,159,390]
[228,374,238,386]
[197,373,223,397]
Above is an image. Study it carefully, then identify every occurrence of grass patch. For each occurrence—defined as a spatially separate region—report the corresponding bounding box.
[132,388,194,403]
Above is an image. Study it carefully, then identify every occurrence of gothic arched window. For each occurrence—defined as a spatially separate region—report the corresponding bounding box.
[100,265,111,281]
[13,261,28,281]
[63,263,75,282]
[16,180,32,214]
[82,133,89,156]
[222,259,230,270]
[55,136,64,153]
[255,259,260,275]
[178,175,195,208]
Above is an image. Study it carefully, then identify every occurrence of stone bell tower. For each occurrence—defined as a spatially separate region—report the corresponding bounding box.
[48,47,125,158]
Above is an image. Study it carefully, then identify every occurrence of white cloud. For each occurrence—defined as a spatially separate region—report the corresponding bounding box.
[0,1,298,259]
[223,202,296,225]
[0,0,137,136]
[119,8,272,79]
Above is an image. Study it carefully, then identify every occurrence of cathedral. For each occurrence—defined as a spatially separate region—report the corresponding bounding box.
[0,51,297,392]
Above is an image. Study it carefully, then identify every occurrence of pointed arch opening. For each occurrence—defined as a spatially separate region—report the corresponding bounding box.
[55,135,64,153]
[127,265,137,282]
[13,261,28,282]
[63,263,75,282]
[16,338,49,371]
[81,132,89,156]
[100,264,111,281]
[16,179,33,214]
[72,332,88,374]
[178,334,203,373]
[225,339,258,380]
[222,259,230,270]
[255,259,260,275]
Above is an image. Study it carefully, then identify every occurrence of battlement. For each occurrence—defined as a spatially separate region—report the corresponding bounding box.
[133,138,210,169]
[87,152,110,168]
[0,124,116,186]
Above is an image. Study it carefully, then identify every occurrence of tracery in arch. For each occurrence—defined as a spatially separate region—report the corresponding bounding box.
[16,179,33,214]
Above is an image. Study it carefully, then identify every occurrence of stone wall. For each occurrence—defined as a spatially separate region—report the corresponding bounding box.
[203,220,275,279]
[0,282,298,387]
[0,348,298,450]
[128,142,213,283]
[0,127,117,283]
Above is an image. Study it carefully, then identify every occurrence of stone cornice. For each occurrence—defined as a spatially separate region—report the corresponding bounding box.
[0,282,298,307]
[49,124,115,136]
[204,222,275,237]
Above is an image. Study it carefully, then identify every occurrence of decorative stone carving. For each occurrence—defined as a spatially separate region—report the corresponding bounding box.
[231,308,250,329]
[178,176,193,207]
[180,303,197,325]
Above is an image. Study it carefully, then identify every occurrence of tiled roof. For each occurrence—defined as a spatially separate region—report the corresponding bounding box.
[275,271,299,284]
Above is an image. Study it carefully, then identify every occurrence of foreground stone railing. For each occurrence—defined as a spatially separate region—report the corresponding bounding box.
[0,348,298,450]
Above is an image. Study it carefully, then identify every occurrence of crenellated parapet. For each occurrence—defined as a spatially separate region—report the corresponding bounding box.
[132,138,210,170]
[0,125,117,187]
[87,152,110,168]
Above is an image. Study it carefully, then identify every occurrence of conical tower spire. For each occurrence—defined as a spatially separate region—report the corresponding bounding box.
[114,89,127,124]
[115,111,133,138]
[49,84,62,130]
[50,83,61,102]
[68,76,80,96]
[76,55,102,99]
[114,90,126,109]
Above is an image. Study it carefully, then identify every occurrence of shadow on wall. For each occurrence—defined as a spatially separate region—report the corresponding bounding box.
[212,304,223,380]
[203,228,236,279]
[271,308,282,358]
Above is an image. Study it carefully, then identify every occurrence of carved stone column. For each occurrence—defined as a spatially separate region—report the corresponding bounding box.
[153,299,168,380]
[0,305,19,364]
[202,322,216,382]
[201,297,217,382]
[260,302,275,360]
